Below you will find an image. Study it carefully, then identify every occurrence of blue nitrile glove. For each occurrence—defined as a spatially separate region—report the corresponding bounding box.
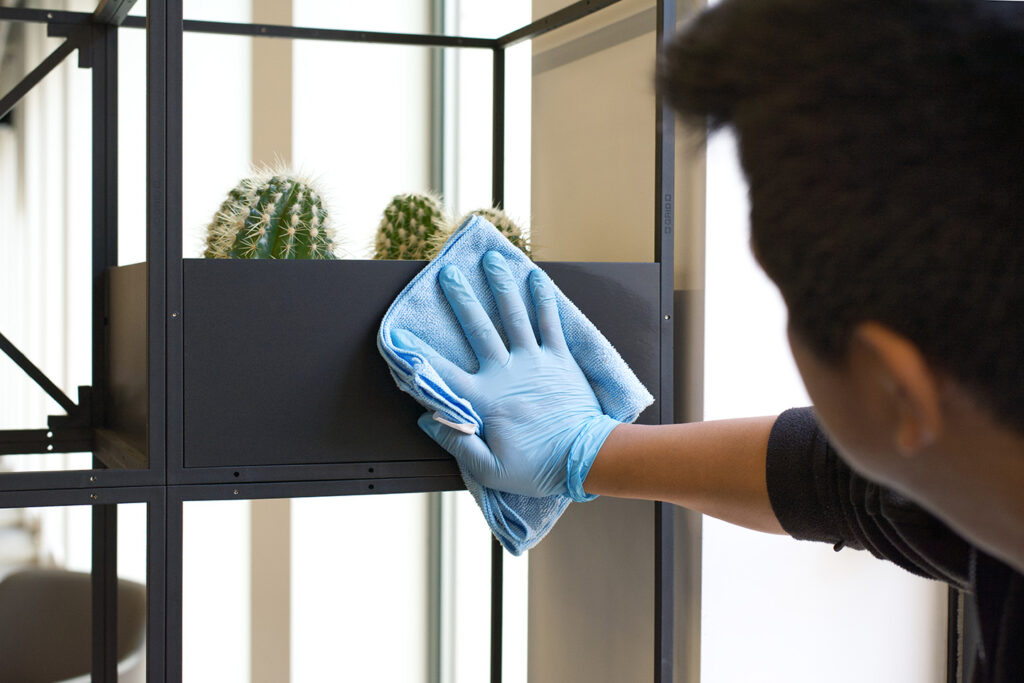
[390,250,620,501]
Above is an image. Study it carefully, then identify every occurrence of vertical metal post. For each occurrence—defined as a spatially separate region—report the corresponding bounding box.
[654,0,676,681]
[947,587,961,683]
[492,46,505,209]
[490,44,506,683]
[490,537,504,683]
[92,23,118,429]
[147,0,167,478]
[654,502,674,682]
[148,0,180,678]
[90,22,120,683]
[148,0,182,481]
[166,1,184,480]
[165,490,183,682]
[92,504,118,683]
[149,489,169,683]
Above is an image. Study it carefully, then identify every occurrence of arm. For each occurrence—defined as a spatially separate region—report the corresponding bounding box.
[396,253,969,582]
[587,418,785,535]
[392,251,784,533]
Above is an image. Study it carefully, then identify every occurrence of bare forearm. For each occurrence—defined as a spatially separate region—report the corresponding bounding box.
[584,416,786,535]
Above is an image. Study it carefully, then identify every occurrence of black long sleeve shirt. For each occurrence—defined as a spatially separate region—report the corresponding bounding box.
[766,407,1023,683]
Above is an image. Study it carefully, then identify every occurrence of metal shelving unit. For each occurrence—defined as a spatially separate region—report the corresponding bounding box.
[0,0,678,680]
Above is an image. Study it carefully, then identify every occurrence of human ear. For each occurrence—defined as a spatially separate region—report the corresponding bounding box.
[851,322,943,456]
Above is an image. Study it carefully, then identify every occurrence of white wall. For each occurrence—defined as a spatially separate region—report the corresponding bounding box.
[700,131,948,683]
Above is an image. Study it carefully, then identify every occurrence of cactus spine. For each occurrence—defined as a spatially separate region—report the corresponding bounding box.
[373,193,448,260]
[204,171,337,260]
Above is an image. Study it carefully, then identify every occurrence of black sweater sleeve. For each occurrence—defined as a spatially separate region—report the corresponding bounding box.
[766,407,972,589]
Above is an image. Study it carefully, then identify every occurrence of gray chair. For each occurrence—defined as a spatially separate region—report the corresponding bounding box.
[0,568,146,683]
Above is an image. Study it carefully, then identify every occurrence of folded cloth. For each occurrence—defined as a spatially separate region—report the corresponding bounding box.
[377,215,654,555]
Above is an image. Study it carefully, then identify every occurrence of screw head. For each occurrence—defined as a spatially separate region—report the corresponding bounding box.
[233,489,239,495]
[90,494,98,501]
[89,476,97,483]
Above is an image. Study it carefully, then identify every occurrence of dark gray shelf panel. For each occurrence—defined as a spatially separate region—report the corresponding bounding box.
[108,258,661,471]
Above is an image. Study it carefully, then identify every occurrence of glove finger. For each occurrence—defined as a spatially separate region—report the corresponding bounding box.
[439,265,510,367]
[417,412,502,484]
[390,328,475,397]
[529,269,569,353]
[482,251,538,351]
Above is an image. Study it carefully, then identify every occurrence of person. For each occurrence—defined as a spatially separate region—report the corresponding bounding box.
[388,0,1024,680]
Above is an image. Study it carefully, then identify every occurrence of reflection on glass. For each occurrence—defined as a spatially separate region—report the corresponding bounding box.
[0,504,148,682]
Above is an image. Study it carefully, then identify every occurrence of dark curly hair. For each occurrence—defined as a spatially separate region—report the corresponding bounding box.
[658,0,1024,432]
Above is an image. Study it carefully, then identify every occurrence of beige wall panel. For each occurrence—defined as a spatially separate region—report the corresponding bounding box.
[528,497,655,683]
[250,3,293,682]
[531,28,655,262]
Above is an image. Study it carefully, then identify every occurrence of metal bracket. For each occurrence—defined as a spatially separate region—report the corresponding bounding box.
[47,23,98,69]
[47,386,94,430]
[0,332,95,455]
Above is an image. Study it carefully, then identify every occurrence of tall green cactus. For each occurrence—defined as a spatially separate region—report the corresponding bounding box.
[204,171,337,260]
[373,193,448,260]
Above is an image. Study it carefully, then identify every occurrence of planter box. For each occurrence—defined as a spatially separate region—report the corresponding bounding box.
[108,259,662,474]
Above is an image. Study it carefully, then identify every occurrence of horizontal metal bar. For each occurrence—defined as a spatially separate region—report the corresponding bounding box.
[0,467,163,495]
[172,474,466,503]
[93,0,137,26]
[498,0,623,47]
[0,428,93,456]
[171,458,460,486]
[118,15,496,48]
[0,331,78,413]
[0,34,78,119]
[0,484,162,509]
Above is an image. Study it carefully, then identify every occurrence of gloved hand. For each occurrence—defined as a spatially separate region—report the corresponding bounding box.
[390,250,620,501]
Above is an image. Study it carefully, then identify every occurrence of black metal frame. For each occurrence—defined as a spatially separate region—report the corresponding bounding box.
[0,0,679,681]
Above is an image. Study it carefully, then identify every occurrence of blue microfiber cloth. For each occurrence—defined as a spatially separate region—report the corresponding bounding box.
[377,215,654,555]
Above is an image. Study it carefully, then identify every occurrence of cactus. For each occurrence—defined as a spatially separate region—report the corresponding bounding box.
[373,193,448,260]
[204,170,337,260]
[427,207,532,260]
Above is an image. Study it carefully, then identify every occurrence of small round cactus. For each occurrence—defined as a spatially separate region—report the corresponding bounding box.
[373,193,448,260]
[427,207,531,260]
[204,170,337,260]
[466,207,531,257]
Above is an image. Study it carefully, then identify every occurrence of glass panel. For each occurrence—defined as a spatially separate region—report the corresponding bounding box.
[701,130,949,682]
[293,1,430,36]
[529,1,657,263]
[181,30,253,259]
[291,494,430,682]
[0,20,96,473]
[183,493,437,683]
[0,503,148,682]
[117,503,148,683]
[291,39,433,259]
[183,499,251,683]
[117,24,146,267]
[128,0,254,23]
